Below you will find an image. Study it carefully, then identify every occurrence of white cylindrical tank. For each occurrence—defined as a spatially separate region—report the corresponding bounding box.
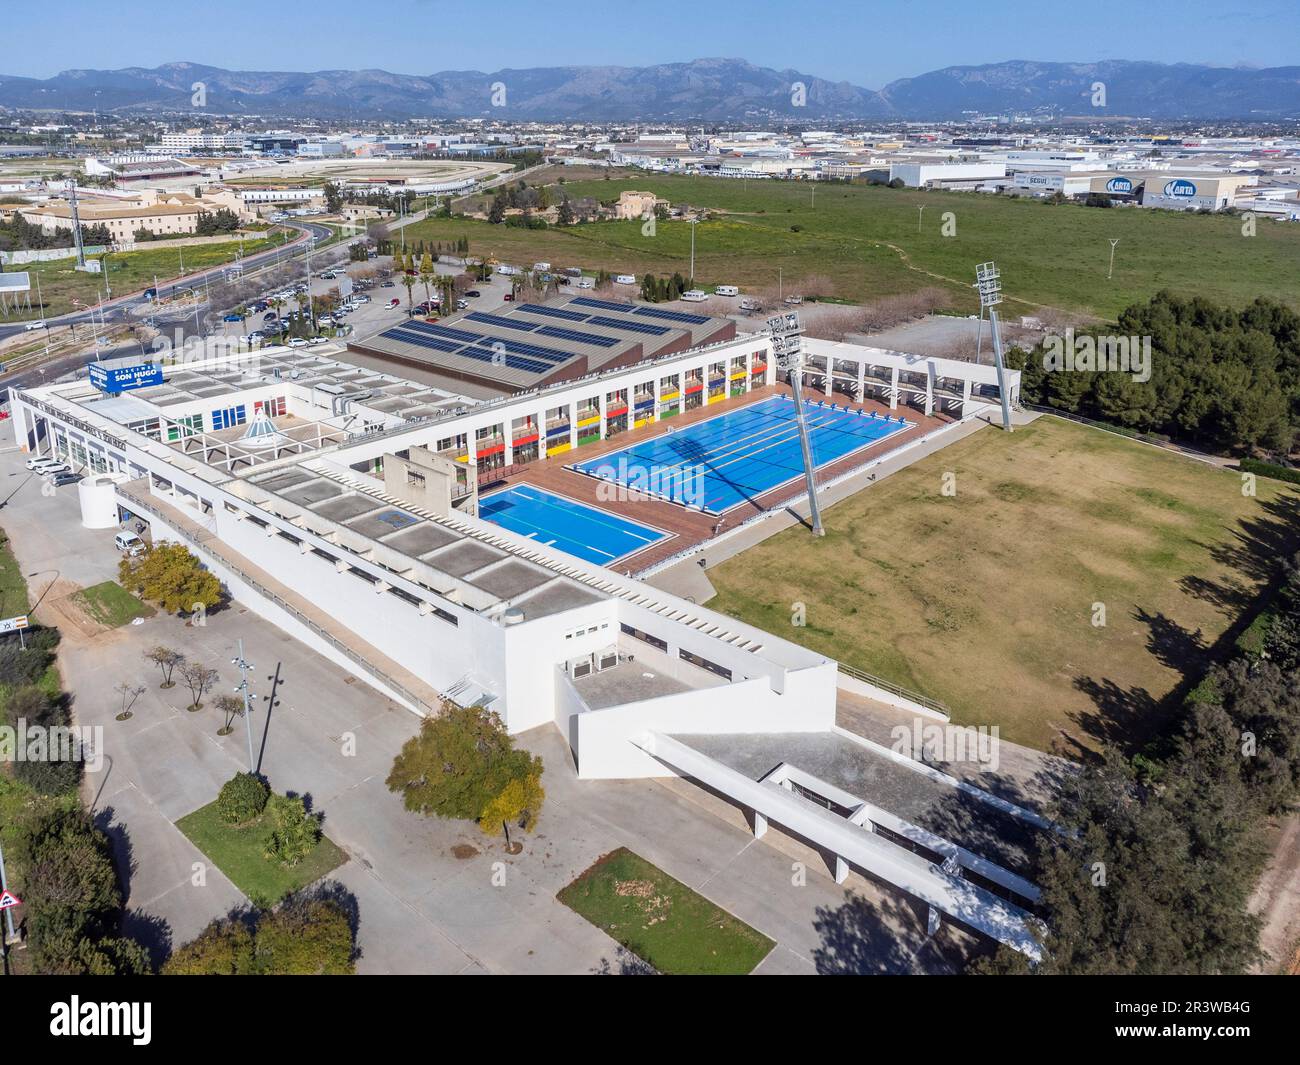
[78,475,121,529]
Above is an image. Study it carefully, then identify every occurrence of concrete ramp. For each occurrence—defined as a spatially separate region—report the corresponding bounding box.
[633,730,1044,961]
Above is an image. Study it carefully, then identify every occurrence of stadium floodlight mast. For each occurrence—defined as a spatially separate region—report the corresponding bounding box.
[766,311,825,537]
[975,261,1014,432]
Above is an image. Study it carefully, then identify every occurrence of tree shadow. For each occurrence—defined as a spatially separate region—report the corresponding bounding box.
[120,908,172,969]
[811,888,980,974]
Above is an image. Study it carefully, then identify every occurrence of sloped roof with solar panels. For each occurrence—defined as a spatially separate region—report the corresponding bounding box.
[350,293,734,392]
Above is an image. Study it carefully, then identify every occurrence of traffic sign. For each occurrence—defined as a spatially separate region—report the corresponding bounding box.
[0,615,29,634]
[0,890,20,910]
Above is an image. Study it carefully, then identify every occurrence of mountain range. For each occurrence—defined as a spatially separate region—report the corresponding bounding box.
[1,58,1297,121]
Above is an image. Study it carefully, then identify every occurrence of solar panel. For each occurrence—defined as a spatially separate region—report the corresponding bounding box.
[466,311,539,333]
[536,325,619,347]
[385,329,464,355]
[586,315,671,336]
[571,297,635,313]
[422,324,487,344]
[519,303,589,322]
[485,336,574,362]
[633,306,709,325]
[460,344,552,375]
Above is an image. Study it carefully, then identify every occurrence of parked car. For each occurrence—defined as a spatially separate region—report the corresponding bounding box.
[318,315,335,326]
[26,456,65,473]
[263,311,278,321]
[502,292,514,301]
[288,337,308,348]
[45,471,82,488]
[114,531,146,557]
[380,281,395,288]
[465,290,481,298]
[387,298,401,308]
[784,294,804,305]
[222,313,245,323]
[308,336,328,345]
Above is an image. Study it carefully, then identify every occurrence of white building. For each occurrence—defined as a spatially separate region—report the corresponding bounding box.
[889,162,1006,188]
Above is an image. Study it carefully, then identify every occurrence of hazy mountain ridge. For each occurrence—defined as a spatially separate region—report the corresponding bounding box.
[0,57,1296,120]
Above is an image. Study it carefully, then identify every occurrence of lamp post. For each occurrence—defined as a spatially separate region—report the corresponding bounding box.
[232,639,256,774]
[975,261,1013,432]
[1107,238,1120,281]
[688,218,698,285]
[767,311,824,536]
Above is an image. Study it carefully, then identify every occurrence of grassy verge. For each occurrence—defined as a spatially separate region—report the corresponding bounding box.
[13,234,284,320]
[405,169,1300,319]
[176,800,347,906]
[708,417,1300,754]
[72,581,154,628]
[558,848,774,975]
[0,532,29,618]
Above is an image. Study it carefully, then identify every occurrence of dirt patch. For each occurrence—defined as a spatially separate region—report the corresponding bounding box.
[450,843,479,860]
[35,583,110,641]
[615,879,672,924]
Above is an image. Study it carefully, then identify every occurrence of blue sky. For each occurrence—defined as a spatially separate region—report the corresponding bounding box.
[10,0,1295,82]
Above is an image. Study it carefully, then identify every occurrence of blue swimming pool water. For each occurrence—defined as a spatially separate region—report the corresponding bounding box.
[570,395,910,513]
[478,483,668,566]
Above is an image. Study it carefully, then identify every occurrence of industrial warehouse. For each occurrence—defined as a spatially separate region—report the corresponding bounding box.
[7,315,1044,958]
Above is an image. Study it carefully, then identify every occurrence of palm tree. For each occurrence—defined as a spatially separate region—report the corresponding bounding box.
[419,264,435,316]
[401,274,416,318]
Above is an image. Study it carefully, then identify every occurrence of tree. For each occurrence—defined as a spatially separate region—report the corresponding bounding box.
[386,702,543,824]
[22,810,124,974]
[162,917,256,975]
[217,772,269,825]
[263,793,321,866]
[557,196,574,226]
[119,543,221,616]
[322,181,343,214]
[401,273,416,318]
[479,770,544,838]
[215,693,245,736]
[254,896,354,975]
[178,661,219,712]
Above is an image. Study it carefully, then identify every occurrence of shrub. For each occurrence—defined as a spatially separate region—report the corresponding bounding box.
[1240,457,1300,486]
[263,794,321,866]
[163,917,256,975]
[216,773,269,825]
[254,897,354,974]
[16,755,81,796]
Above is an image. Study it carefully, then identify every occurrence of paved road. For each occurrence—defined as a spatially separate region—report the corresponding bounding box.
[0,219,335,347]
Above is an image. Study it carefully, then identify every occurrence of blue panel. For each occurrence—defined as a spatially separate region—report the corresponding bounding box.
[585,315,671,336]
[632,306,710,325]
[571,296,636,313]
[519,303,589,322]
[536,325,619,347]
[466,311,539,333]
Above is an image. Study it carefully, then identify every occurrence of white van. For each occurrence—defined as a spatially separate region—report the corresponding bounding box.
[715,285,739,297]
[613,274,637,286]
[680,289,708,302]
[738,297,763,312]
[532,261,551,272]
[496,264,520,276]
[574,277,595,290]
[115,531,147,557]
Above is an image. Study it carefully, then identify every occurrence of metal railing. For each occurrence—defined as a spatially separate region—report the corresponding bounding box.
[837,662,951,719]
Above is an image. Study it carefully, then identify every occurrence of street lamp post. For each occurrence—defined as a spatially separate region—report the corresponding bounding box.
[1107,238,1120,280]
[688,218,698,284]
[232,639,256,774]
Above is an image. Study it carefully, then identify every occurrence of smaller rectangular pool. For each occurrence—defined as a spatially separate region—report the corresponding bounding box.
[478,484,668,567]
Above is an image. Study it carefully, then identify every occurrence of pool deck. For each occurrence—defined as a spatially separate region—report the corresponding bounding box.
[492,383,954,573]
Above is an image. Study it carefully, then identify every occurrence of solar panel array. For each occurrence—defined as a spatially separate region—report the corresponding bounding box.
[633,306,710,325]
[372,298,716,380]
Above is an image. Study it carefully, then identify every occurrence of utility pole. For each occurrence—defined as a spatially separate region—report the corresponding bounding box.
[232,639,256,774]
[767,311,824,536]
[65,180,86,270]
[688,218,698,284]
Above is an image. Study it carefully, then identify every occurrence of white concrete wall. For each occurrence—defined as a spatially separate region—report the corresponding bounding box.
[574,662,837,779]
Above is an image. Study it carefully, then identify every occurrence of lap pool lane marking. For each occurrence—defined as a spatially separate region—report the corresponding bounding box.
[576,398,909,511]
[479,484,667,566]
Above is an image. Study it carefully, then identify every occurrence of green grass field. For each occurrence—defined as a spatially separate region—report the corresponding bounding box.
[558,848,774,974]
[176,800,347,907]
[707,418,1300,756]
[13,234,284,320]
[0,533,29,618]
[401,169,1300,320]
[72,581,154,628]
